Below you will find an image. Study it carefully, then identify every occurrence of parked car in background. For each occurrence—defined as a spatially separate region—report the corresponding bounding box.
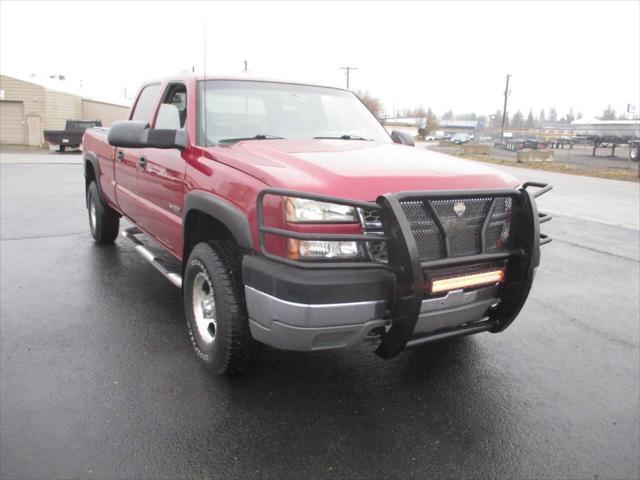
[629,140,639,161]
[450,133,470,144]
[44,119,102,152]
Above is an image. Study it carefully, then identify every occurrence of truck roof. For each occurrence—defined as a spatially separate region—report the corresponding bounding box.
[140,73,349,92]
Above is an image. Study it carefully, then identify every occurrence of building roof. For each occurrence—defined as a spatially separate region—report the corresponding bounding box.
[572,118,640,126]
[381,117,425,126]
[139,73,348,93]
[439,120,478,128]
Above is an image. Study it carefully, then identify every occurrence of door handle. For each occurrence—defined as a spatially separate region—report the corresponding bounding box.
[116,150,124,162]
[138,156,148,169]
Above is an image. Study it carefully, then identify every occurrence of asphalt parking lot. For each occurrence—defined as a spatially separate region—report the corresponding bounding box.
[1,150,639,479]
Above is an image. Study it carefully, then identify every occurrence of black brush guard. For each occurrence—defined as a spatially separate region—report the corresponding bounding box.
[256,182,552,359]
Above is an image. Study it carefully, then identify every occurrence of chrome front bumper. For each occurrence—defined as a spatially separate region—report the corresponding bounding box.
[246,285,499,351]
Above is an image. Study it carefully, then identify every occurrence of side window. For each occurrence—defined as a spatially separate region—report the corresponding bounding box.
[130,84,161,123]
[155,84,187,129]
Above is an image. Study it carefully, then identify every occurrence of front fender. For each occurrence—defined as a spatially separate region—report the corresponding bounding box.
[182,191,254,251]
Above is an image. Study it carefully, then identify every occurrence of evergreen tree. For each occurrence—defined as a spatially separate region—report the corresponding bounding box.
[599,105,616,120]
[565,107,575,124]
[526,109,535,128]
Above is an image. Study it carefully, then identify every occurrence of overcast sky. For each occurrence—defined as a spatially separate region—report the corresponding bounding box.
[1,0,638,119]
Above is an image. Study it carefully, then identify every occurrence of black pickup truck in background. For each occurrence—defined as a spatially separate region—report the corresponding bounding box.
[44,119,102,152]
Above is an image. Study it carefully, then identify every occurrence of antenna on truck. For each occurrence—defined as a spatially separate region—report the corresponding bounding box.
[203,22,207,146]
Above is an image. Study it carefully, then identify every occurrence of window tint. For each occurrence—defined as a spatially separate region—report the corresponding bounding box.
[131,84,160,123]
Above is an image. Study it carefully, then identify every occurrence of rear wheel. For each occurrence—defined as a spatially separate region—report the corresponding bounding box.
[87,182,119,244]
[184,241,255,375]
[630,144,639,162]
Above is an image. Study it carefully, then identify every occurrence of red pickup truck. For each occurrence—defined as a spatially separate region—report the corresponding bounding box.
[82,75,551,375]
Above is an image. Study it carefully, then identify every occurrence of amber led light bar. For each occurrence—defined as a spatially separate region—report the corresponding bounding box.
[429,268,505,294]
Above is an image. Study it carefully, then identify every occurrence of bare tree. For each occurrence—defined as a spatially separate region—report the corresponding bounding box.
[599,105,616,120]
[426,108,438,133]
[355,90,383,120]
[491,110,503,130]
[413,106,427,119]
[565,107,575,124]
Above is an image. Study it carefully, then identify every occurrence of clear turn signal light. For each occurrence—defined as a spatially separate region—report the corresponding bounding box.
[286,239,361,259]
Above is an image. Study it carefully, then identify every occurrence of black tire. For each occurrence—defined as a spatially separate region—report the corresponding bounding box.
[183,241,255,375]
[58,145,66,152]
[630,144,640,162]
[87,181,119,244]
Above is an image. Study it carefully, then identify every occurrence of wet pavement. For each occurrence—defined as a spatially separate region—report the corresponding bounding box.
[1,154,639,479]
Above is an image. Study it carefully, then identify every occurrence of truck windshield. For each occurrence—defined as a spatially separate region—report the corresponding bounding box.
[197,80,391,145]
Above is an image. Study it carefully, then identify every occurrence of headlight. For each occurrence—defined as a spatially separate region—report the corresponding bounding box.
[284,197,357,223]
[287,239,363,260]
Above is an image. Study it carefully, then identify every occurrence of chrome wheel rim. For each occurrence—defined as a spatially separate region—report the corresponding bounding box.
[89,195,97,232]
[192,271,216,343]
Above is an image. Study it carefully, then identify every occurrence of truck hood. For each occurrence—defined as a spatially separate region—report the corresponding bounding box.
[207,140,520,201]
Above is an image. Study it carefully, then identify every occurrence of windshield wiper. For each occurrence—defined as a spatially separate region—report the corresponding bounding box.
[313,134,374,141]
[218,134,284,144]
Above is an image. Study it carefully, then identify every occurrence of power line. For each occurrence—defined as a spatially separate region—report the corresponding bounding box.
[340,66,357,89]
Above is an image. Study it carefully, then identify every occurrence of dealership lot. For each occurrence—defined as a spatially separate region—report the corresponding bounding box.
[1,152,638,479]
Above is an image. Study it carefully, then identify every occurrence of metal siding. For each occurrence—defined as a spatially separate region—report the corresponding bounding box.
[0,75,46,145]
[0,101,26,144]
[44,90,82,130]
[81,100,130,127]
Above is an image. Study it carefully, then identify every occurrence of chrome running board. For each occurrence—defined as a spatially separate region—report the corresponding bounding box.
[121,227,182,289]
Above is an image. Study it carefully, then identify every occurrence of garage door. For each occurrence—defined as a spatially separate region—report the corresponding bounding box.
[0,101,26,145]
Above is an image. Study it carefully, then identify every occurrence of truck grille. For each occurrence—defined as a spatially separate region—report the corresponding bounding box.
[360,196,513,263]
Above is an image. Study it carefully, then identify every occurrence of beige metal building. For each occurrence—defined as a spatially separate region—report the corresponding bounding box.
[0,74,130,147]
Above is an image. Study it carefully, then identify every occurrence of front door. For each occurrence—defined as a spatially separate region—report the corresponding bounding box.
[136,83,188,256]
[114,83,161,223]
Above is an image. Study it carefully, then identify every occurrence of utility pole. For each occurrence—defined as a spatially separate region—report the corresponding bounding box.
[340,66,357,89]
[500,74,511,140]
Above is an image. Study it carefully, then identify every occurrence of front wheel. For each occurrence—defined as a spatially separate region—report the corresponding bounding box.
[87,182,119,244]
[184,241,255,375]
[630,144,640,162]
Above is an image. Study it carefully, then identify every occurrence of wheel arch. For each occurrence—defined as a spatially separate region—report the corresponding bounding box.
[84,151,101,207]
[182,191,254,265]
